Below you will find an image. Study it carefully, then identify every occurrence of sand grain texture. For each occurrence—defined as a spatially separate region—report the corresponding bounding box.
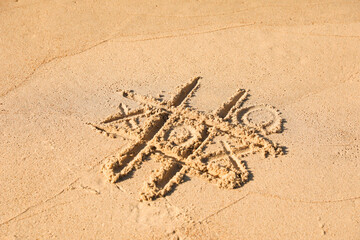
[1,0,360,239]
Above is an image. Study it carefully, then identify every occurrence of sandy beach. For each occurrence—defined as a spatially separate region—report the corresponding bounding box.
[1,0,359,239]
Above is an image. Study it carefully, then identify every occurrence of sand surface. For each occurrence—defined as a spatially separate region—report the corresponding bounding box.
[1,0,360,239]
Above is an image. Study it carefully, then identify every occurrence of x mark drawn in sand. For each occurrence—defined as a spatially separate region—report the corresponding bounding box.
[90,77,284,201]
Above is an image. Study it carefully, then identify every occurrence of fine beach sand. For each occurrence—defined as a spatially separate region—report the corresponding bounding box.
[1,0,360,239]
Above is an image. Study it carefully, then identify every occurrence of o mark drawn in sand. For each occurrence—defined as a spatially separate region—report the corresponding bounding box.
[90,77,284,201]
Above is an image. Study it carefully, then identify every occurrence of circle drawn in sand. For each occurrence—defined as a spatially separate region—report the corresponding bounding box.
[165,125,195,146]
[234,105,282,134]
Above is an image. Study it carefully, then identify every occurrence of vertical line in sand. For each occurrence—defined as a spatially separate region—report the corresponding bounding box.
[215,89,248,119]
[109,77,202,181]
[188,88,247,159]
[167,76,201,107]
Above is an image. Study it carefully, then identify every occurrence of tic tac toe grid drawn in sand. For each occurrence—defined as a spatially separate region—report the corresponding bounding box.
[90,77,283,201]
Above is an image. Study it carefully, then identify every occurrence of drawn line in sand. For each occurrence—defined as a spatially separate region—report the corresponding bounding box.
[89,76,284,201]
